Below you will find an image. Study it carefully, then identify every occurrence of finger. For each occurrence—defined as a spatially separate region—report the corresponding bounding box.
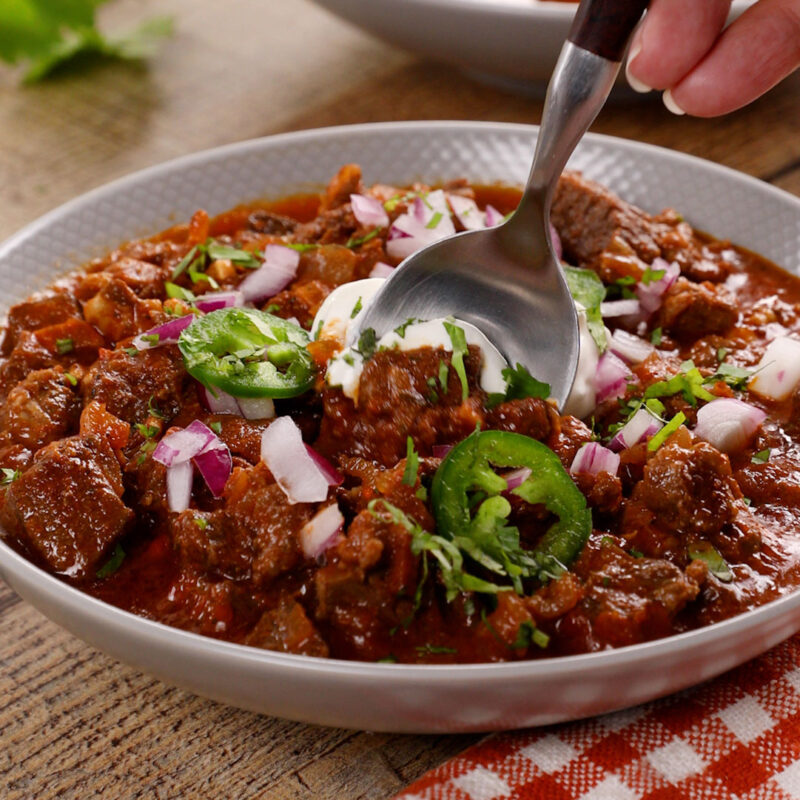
[625,0,732,92]
[667,0,800,116]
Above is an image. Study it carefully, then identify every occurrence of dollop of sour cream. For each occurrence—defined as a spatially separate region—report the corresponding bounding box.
[311,278,598,411]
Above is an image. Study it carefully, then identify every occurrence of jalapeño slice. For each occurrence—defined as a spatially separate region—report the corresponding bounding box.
[178,307,315,398]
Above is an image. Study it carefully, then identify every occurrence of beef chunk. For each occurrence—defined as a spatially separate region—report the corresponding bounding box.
[104,257,170,299]
[0,368,80,450]
[3,290,79,353]
[245,598,329,657]
[317,346,485,466]
[170,464,311,585]
[297,245,358,287]
[486,396,560,442]
[627,429,740,540]
[267,279,332,328]
[247,210,298,235]
[561,536,702,650]
[82,346,186,425]
[81,277,160,342]
[657,277,738,339]
[2,435,133,577]
[319,163,364,212]
[551,172,731,283]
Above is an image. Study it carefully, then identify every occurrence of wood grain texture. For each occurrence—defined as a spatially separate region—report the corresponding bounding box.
[0,0,798,797]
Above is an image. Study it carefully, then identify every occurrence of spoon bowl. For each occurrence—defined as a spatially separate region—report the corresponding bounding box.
[356,0,649,408]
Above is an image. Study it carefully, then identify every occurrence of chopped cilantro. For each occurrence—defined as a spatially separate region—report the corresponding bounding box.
[135,423,159,439]
[688,541,733,583]
[716,347,729,363]
[402,436,420,487]
[511,619,550,650]
[64,372,78,386]
[614,275,636,286]
[564,266,607,351]
[264,303,281,314]
[415,485,428,502]
[377,655,398,663]
[743,497,752,507]
[438,360,449,391]
[284,242,319,253]
[194,517,208,530]
[209,421,222,435]
[501,363,550,402]
[709,362,752,391]
[205,242,263,269]
[55,337,73,355]
[643,361,714,407]
[425,211,443,230]
[345,229,380,249]
[752,448,771,464]
[650,327,663,346]
[647,411,686,452]
[628,548,644,558]
[147,396,165,419]
[443,319,469,401]
[350,297,363,319]
[356,327,377,360]
[641,266,666,285]
[124,347,139,357]
[172,245,199,279]
[96,543,125,579]
[1,467,20,486]
[140,333,160,345]
[394,318,419,338]
[165,282,197,302]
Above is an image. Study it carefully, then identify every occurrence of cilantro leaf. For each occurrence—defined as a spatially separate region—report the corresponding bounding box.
[443,319,469,401]
[647,411,686,452]
[402,436,420,487]
[688,541,733,583]
[751,448,771,464]
[502,363,550,402]
[96,542,125,578]
[355,327,377,360]
[0,2,173,84]
[564,266,607,351]
[511,619,550,650]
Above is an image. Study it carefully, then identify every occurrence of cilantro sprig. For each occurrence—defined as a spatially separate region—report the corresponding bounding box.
[0,2,172,84]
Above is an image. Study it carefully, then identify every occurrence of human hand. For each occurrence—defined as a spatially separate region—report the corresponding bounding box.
[625,0,800,116]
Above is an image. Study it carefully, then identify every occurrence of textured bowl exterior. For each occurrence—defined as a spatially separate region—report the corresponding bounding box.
[309,0,754,87]
[1,121,799,733]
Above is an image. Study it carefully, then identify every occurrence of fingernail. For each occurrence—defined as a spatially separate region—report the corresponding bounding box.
[662,89,686,116]
[625,41,652,94]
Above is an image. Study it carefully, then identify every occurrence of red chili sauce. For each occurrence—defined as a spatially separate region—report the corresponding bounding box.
[1,165,799,664]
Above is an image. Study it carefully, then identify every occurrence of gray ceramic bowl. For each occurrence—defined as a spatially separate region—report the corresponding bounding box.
[1,122,799,733]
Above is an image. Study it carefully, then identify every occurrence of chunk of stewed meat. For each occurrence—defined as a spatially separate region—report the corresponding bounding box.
[627,430,741,539]
[656,277,738,340]
[0,368,80,450]
[2,435,133,577]
[3,290,80,354]
[82,346,186,425]
[170,464,311,585]
[561,536,702,650]
[81,277,160,342]
[245,598,329,657]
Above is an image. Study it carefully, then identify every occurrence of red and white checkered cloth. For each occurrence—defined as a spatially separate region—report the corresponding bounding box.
[394,636,800,800]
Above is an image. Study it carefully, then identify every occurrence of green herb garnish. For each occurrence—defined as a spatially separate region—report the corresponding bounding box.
[96,542,125,578]
[350,297,363,319]
[688,541,733,583]
[415,643,457,656]
[402,436,420,487]
[511,619,550,650]
[752,448,771,464]
[647,411,686,452]
[443,319,469,401]
[1,468,20,486]
[64,372,78,386]
[356,327,377,360]
[564,266,607,351]
[345,229,380,249]
[650,327,662,346]
[55,337,73,355]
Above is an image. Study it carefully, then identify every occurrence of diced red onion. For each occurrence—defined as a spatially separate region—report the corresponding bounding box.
[609,329,655,364]
[166,461,193,514]
[133,314,194,351]
[636,259,680,316]
[432,444,453,458]
[609,407,664,451]
[693,398,767,453]
[447,194,485,231]
[570,442,621,476]
[300,503,344,559]
[484,204,504,227]
[194,290,244,313]
[304,445,343,486]
[386,191,456,261]
[505,467,532,490]
[153,419,217,467]
[749,336,800,401]
[595,351,631,403]
[193,443,232,497]
[369,261,394,278]
[236,396,276,420]
[350,193,389,228]
[601,299,642,319]
[239,244,300,303]
[198,383,241,415]
[260,416,330,504]
[549,223,562,261]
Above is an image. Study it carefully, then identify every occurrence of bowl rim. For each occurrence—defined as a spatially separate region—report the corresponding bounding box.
[1,119,799,683]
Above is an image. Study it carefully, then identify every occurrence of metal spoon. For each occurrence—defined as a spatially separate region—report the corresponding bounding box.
[355,0,649,409]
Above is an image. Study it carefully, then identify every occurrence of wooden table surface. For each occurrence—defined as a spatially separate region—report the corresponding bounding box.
[0,1,798,797]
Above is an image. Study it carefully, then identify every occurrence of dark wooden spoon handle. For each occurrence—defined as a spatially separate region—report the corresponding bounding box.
[568,0,650,61]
